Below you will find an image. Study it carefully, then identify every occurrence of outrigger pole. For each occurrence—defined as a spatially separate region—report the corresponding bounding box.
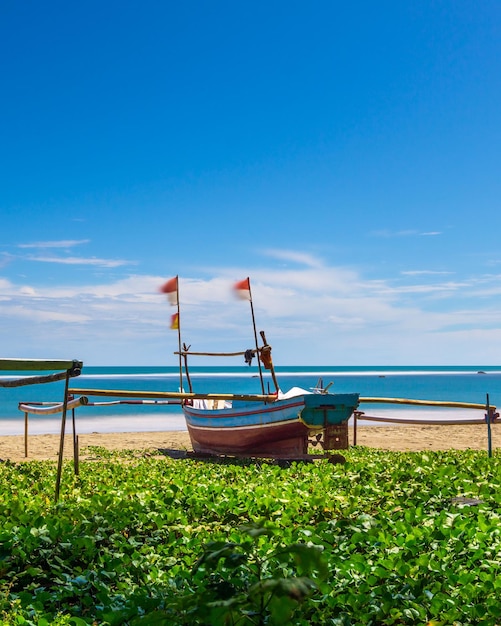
[69,388,277,402]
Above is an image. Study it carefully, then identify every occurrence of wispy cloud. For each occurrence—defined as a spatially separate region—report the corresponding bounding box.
[0,253,13,268]
[261,249,323,268]
[401,270,453,276]
[1,305,90,323]
[17,239,90,249]
[371,229,442,238]
[13,239,136,268]
[378,282,467,295]
[26,255,136,268]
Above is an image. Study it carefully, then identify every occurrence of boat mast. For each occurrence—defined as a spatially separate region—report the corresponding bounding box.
[245,277,265,395]
[161,276,183,392]
[174,276,183,392]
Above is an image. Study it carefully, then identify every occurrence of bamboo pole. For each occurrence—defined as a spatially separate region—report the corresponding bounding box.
[360,397,496,411]
[75,435,80,476]
[72,406,79,475]
[176,349,250,357]
[69,387,278,402]
[182,344,193,393]
[0,359,82,387]
[1,370,73,388]
[354,413,493,425]
[55,371,72,502]
[486,393,492,458]
[24,411,28,457]
[174,276,183,392]
[86,399,181,406]
[0,358,82,372]
[353,411,361,445]
[246,278,265,395]
[259,330,280,394]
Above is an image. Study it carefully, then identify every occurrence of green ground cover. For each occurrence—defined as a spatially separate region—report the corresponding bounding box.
[1,446,501,625]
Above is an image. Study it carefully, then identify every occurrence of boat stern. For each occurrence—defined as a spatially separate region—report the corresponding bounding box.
[300,393,360,428]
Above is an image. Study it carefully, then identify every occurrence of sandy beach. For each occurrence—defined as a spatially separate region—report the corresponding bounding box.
[0,424,498,462]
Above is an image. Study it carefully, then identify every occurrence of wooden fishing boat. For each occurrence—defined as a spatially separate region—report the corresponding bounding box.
[183,388,360,457]
[161,276,360,458]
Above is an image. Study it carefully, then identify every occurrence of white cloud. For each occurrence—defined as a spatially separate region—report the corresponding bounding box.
[2,250,501,364]
[0,305,89,323]
[17,239,90,249]
[371,229,417,238]
[261,248,323,268]
[376,282,467,296]
[371,229,442,238]
[0,253,14,268]
[7,239,136,269]
[26,255,136,268]
[401,270,452,276]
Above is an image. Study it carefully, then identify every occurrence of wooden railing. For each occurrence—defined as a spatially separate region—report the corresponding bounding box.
[0,358,83,500]
[355,395,498,455]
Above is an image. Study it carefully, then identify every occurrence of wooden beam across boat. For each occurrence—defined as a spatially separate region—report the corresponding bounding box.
[175,350,250,357]
[359,397,496,411]
[0,358,83,372]
[68,388,278,402]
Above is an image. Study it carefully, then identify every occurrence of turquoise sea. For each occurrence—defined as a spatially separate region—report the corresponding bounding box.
[1,365,500,435]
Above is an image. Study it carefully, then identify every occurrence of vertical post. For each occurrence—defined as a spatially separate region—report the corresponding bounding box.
[55,370,71,502]
[75,435,80,476]
[353,411,358,446]
[486,393,492,458]
[182,347,193,393]
[24,411,28,457]
[72,406,79,476]
[259,330,279,394]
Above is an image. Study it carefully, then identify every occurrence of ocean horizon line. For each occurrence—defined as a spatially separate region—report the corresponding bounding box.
[3,364,501,382]
[1,365,499,434]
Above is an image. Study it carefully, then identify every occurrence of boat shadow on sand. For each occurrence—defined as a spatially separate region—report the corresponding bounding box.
[156,447,346,467]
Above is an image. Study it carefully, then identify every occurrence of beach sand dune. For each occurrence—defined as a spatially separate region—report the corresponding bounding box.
[0,424,498,462]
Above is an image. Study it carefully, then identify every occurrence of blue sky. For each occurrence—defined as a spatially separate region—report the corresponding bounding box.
[1,1,501,366]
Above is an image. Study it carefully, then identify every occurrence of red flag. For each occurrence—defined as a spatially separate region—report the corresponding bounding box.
[160,277,178,306]
[234,277,251,301]
[170,312,179,330]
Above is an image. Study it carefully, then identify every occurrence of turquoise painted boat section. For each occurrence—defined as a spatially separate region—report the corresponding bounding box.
[300,393,359,427]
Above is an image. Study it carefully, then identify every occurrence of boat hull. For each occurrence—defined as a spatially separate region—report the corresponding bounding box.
[183,392,359,456]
